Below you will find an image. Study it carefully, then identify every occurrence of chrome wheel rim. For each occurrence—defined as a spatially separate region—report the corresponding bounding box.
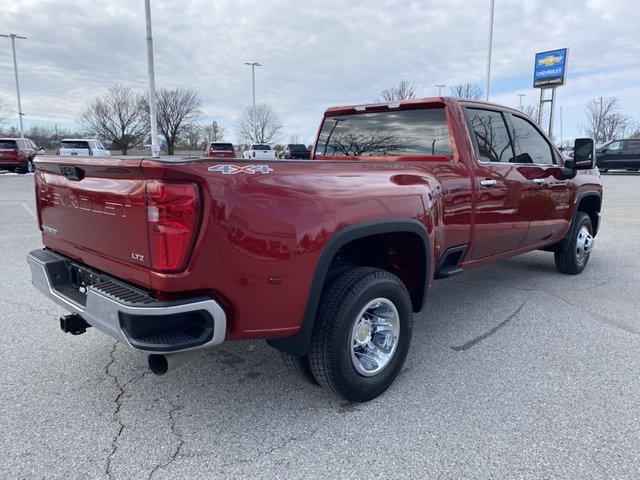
[576,225,593,264]
[28,160,35,173]
[350,297,400,377]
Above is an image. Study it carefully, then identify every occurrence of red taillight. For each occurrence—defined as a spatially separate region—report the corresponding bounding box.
[146,181,200,272]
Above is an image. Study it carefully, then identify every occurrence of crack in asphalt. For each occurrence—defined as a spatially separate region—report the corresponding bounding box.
[451,301,527,352]
[104,343,150,480]
[104,342,124,480]
[147,401,185,480]
[545,290,640,336]
[445,277,639,336]
[217,427,321,471]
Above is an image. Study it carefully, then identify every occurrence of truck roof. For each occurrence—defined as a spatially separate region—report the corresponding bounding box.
[60,138,97,142]
[323,96,520,116]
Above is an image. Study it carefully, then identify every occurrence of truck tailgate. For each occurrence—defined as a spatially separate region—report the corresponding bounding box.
[35,156,151,275]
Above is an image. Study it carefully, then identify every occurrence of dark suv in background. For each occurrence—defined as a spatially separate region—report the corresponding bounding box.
[280,144,310,159]
[0,138,40,173]
[596,138,640,173]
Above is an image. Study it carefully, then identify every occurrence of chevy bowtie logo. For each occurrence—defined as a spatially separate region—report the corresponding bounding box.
[208,164,273,175]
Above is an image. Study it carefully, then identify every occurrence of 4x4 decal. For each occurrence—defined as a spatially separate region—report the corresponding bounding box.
[208,164,273,175]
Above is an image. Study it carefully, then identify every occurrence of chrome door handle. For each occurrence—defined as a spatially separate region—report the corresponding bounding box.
[479,179,497,187]
[532,178,545,184]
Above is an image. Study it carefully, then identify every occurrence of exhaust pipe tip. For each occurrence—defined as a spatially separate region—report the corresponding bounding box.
[148,354,169,376]
[148,351,199,376]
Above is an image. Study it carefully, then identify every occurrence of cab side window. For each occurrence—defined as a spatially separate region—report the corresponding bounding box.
[464,108,515,163]
[607,140,623,152]
[510,115,555,165]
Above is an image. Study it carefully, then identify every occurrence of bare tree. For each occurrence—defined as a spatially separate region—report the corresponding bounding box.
[288,134,300,145]
[202,121,226,142]
[628,121,640,139]
[235,103,283,144]
[77,84,148,154]
[581,96,631,144]
[148,88,203,155]
[450,83,484,100]
[522,104,538,121]
[378,81,416,101]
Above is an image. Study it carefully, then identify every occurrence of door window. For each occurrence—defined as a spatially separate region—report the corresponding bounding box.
[510,115,555,165]
[625,140,640,150]
[607,141,623,152]
[464,108,515,163]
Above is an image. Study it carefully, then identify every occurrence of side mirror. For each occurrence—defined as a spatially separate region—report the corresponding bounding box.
[573,138,595,169]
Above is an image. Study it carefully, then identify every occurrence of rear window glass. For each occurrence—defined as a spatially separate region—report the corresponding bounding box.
[288,144,307,150]
[210,143,234,151]
[315,108,452,157]
[61,141,90,149]
[251,144,271,150]
[0,140,18,149]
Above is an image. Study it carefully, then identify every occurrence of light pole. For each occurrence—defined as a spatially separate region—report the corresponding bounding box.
[517,93,525,111]
[0,33,27,138]
[244,62,261,112]
[436,84,445,96]
[485,0,495,101]
[144,0,160,157]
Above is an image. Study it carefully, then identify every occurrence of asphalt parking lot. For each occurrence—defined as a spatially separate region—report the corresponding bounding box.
[1,172,639,479]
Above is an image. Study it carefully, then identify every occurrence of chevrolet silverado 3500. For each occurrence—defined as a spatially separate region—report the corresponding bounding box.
[27,97,602,401]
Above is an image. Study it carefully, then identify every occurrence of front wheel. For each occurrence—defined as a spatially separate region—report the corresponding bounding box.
[309,267,413,402]
[554,212,594,275]
[26,159,36,173]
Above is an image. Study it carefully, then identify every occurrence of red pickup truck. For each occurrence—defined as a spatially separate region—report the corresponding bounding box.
[27,97,602,401]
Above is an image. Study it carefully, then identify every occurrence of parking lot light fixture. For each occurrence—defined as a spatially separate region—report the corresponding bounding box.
[0,33,27,138]
[485,0,495,101]
[144,0,160,157]
[436,84,445,96]
[244,62,261,112]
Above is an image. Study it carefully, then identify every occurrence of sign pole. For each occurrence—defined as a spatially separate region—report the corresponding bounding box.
[548,87,556,139]
[537,89,544,126]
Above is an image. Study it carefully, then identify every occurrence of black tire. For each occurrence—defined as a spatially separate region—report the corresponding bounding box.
[280,351,318,385]
[325,261,353,285]
[599,169,608,173]
[26,159,36,173]
[554,212,593,275]
[309,267,413,402]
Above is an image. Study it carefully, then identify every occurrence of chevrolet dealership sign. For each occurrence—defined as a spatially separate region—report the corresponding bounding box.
[533,48,568,88]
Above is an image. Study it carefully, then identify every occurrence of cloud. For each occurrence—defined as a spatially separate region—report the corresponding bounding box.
[0,0,638,142]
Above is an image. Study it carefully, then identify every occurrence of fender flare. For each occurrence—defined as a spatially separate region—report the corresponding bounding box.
[548,190,602,252]
[267,219,430,356]
[573,190,602,235]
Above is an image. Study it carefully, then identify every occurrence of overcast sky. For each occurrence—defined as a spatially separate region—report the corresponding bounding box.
[0,0,638,144]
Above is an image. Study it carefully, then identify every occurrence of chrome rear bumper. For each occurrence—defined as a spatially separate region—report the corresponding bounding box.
[26,249,226,353]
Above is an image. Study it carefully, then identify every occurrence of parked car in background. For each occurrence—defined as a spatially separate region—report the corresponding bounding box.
[596,139,640,173]
[242,144,276,159]
[0,137,40,173]
[280,144,310,159]
[59,139,110,157]
[204,142,235,158]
